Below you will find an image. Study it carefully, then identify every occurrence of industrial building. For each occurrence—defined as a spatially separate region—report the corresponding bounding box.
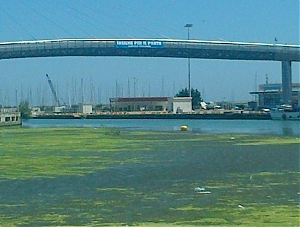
[250,83,300,108]
[109,97,194,114]
[109,97,169,112]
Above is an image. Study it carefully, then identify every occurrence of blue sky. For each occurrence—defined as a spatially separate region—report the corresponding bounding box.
[0,0,299,106]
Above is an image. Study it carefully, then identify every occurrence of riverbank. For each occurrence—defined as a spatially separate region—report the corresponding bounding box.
[0,128,298,226]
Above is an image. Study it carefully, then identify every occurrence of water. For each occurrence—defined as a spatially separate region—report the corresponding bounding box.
[22,119,300,136]
[5,120,300,226]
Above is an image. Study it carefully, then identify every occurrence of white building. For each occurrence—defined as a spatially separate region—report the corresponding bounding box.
[169,97,192,114]
[78,104,93,114]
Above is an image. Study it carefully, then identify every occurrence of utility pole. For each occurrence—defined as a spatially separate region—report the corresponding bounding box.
[127,78,130,97]
[81,78,84,104]
[15,88,18,107]
[133,77,136,97]
[184,23,193,97]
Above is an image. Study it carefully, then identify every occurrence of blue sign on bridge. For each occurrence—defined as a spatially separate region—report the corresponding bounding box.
[115,40,163,48]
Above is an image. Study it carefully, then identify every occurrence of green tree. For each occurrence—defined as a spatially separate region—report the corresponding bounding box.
[175,87,203,109]
[19,100,32,119]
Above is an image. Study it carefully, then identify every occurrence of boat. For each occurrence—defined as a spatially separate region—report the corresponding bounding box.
[270,105,300,120]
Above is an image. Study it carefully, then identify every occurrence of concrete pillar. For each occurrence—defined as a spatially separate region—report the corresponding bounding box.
[281,61,292,104]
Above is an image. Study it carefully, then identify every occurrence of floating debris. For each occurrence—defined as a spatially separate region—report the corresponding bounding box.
[238,204,245,209]
[198,191,211,194]
[194,187,211,194]
[194,187,205,192]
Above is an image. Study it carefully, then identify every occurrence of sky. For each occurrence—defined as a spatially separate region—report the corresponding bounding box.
[0,0,299,106]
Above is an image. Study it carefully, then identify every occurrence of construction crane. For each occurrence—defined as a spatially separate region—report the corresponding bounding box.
[46,74,61,107]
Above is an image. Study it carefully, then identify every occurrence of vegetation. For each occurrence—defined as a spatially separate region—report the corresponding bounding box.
[18,100,32,119]
[175,87,203,109]
[0,127,298,226]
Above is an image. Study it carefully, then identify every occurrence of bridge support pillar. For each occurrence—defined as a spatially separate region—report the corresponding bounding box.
[281,61,292,104]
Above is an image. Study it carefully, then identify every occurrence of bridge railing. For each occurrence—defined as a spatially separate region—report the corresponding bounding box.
[1,39,299,50]
[0,39,118,51]
[165,40,299,52]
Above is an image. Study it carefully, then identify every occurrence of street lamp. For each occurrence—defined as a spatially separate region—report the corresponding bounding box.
[184,23,193,97]
[184,23,193,39]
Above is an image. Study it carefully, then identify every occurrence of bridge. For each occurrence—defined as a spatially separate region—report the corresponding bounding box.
[0,38,299,103]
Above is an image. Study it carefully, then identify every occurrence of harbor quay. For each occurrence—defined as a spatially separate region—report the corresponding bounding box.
[32,109,271,120]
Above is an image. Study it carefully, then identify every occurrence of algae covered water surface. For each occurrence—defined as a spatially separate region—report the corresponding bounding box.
[0,127,299,226]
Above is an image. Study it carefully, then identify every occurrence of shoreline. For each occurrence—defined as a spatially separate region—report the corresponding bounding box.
[32,112,271,120]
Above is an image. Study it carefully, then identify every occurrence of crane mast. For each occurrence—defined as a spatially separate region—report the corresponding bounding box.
[46,74,61,107]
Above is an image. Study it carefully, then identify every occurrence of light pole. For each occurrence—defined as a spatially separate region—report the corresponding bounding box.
[184,23,193,97]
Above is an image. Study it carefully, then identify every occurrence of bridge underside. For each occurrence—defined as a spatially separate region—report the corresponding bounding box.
[0,47,299,62]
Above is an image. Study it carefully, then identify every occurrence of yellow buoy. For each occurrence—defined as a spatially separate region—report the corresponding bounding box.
[181,125,188,131]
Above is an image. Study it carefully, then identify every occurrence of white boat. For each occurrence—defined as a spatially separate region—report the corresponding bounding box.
[270,107,300,120]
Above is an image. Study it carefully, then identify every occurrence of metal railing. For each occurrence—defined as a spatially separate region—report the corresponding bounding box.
[0,38,299,61]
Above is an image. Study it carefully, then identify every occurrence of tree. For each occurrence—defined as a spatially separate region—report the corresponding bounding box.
[175,87,203,109]
[19,100,31,119]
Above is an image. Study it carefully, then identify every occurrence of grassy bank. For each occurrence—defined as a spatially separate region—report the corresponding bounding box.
[0,127,299,226]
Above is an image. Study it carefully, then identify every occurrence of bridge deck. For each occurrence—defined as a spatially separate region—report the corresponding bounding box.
[0,39,299,61]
